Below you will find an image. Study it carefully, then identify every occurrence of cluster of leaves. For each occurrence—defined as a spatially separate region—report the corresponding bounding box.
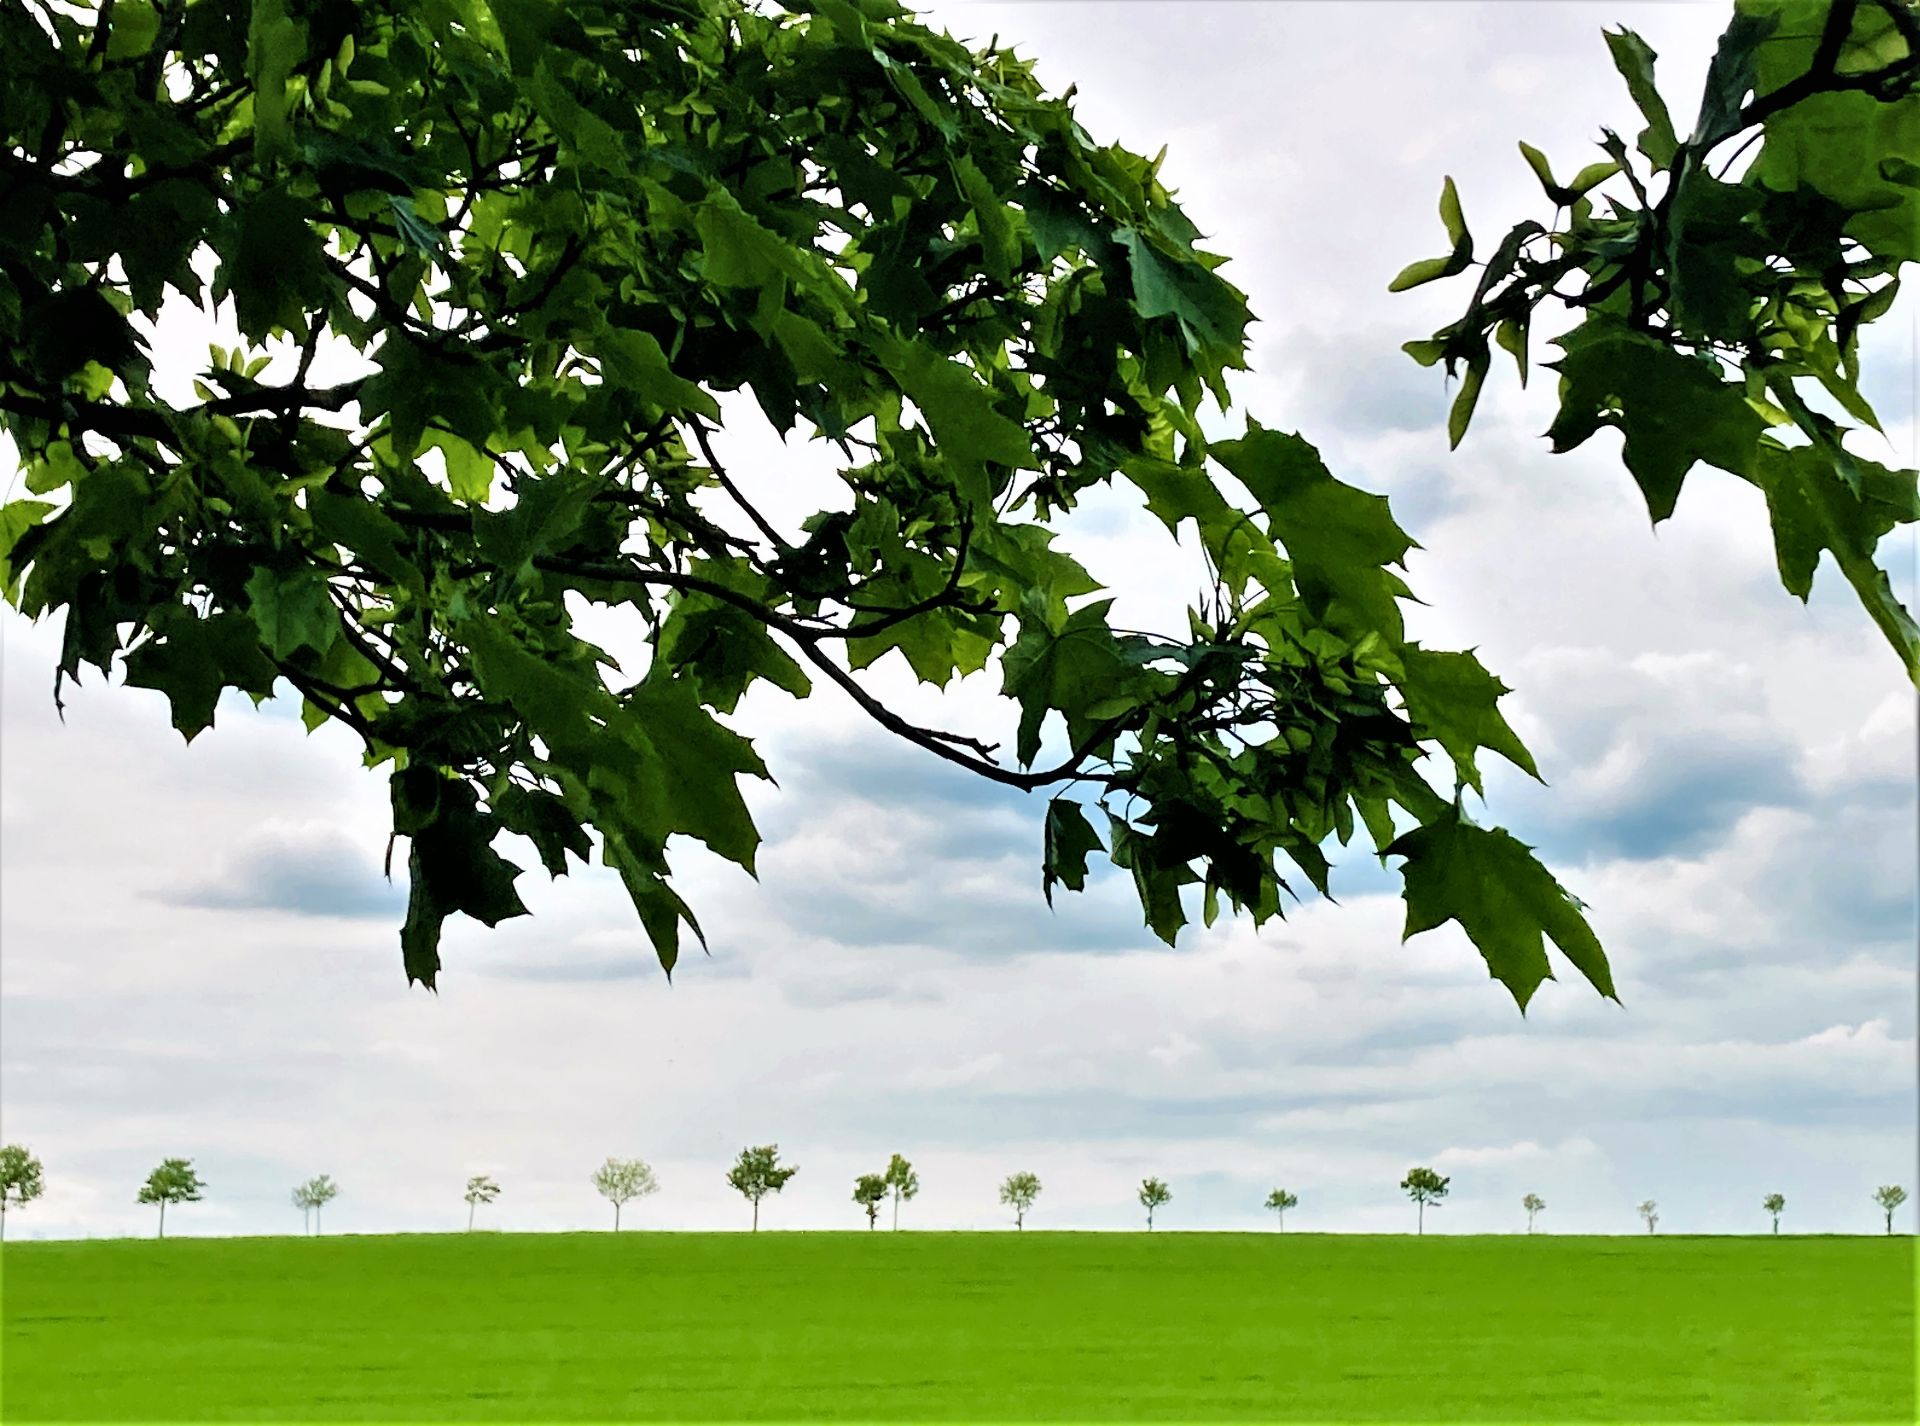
[1404,0,1920,674]
[0,1144,48,1237]
[998,1169,1041,1229]
[2,0,1646,1008]
[851,1170,886,1227]
[1138,1175,1172,1228]
[136,1156,205,1234]
[590,1156,659,1229]
[1264,1186,1298,1226]
[727,1144,798,1226]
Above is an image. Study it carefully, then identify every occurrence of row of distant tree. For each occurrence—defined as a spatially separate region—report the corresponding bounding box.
[0,1145,1909,1239]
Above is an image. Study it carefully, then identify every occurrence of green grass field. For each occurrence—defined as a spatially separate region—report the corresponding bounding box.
[1,1232,1911,1422]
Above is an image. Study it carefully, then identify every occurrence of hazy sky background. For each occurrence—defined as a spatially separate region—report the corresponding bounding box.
[1,0,1914,1240]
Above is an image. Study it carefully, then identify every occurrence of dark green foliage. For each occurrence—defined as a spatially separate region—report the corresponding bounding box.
[0,1145,46,1241]
[134,1157,204,1238]
[0,0,1614,1007]
[852,1172,886,1229]
[998,1171,1041,1230]
[726,1145,797,1230]
[1407,0,1920,675]
[1400,1166,1449,1234]
[1138,1176,1172,1230]
[9,0,1902,1005]
[883,1153,918,1230]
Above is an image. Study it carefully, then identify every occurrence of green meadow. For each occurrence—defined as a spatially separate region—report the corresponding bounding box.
[1,1232,1911,1422]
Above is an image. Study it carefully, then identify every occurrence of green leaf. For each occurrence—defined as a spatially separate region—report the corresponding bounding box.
[953,154,1019,286]
[1446,349,1488,451]
[1752,438,1920,668]
[1116,228,1251,365]
[307,490,424,596]
[595,328,721,419]
[1386,256,1457,294]
[1042,798,1104,905]
[883,339,1036,508]
[1106,814,1192,946]
[1211,423,1414,640]
[604,837,705,978]
[247,0,306,164]
[1754,89,1920,262]
[1438,176,1469,247]
[618,673,769,873]
[399,844,448,990]
[387,195,447,263]
[122,609,279,740]
[1545,322,1765,522]
[0,500,56,601]
[407,776,530,928]
[106,2,162,61]
[1000,600,1142,766]
[244,566,337,660]
[423,429,496,503]
[1602,28,1679,169]
[1518,142,1558,196]
[494,784,592,877]
[1388,177,1475,293]
[1397,645,1540,793]
[220,185,331,341]
[1388,808,1616,1010]
[657,598,812,713]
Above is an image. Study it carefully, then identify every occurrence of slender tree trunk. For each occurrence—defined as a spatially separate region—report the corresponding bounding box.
[1888,1210,1894,1236]
[317,1205,323,1236]
[1417,1201,1424,1236]
[468,1201,476,1232]
[1278,1209,1285,1232]
[1147,1208,1154,1231]
[158,1201,167,1239]
[1771,1217,1778,1235]
[752,1199,759,1233]
[893,1194,899,1231]
[1016,1210,1023,1231]
[614,1202,622,1232]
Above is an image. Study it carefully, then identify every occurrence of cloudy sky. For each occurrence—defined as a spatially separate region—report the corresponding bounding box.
[2,0,1914,1241]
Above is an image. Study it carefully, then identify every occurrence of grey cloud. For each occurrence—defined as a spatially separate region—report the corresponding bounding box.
[155,823,403,919]
[1487,728,1805,864]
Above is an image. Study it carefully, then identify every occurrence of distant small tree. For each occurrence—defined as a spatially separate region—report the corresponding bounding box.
[591,1158,659,1231]
[726,1145,798,1232]
[1874,1185,1907,1236]
[292,1175,340,1236]
[853,1173,887,1230]
[464,1174,500,1232]
[1638,1199,1659,1235]
[1000,1172,1042,1231]
[1401,1167,1449,1235]
[1763,1193,1785,1236]
[307,1175,338,1234]
[137,1158,205,1239]
[1522,1193,1545,1234]
[1264,1188,1298,1231]
[1139,1177,1172,1231]
[883,1153,920,1231]
[0,1145,45,1242]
